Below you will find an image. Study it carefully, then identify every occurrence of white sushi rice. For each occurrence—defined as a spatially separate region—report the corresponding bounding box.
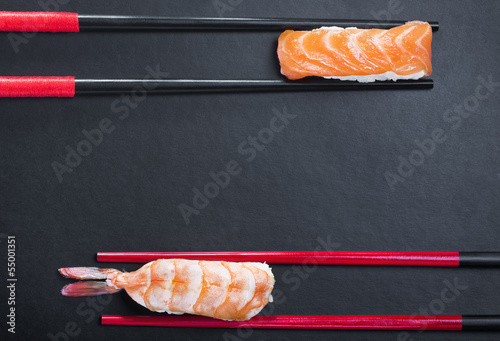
[317,26,357,31]
[313,26,426,83]
[323,70,426,83]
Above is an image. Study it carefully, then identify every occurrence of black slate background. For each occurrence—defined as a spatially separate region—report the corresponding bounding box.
[1,0,499,340]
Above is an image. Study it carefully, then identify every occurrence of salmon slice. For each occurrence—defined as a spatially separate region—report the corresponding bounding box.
[277,21,432,81]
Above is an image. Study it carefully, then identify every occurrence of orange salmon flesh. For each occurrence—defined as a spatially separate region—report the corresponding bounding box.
[277,21,432,80]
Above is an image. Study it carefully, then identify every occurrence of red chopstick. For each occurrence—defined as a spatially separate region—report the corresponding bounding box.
[102,314,465,330]
[97,251,500,267]
[98,251,461,266]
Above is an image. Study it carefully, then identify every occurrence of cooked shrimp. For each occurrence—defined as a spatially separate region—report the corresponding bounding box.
[59,259,275,321]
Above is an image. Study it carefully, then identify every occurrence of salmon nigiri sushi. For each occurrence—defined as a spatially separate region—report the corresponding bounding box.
[59,259,275,321]
[277,21,432,82]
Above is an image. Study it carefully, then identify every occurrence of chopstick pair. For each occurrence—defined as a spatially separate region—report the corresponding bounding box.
[98,251,500,331]
[0,12,437,97]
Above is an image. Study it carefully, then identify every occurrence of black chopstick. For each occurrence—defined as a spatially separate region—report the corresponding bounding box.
[0,12,439,33]
[74,79,434,94]
[0,77,434,98]
[77,16,440,31]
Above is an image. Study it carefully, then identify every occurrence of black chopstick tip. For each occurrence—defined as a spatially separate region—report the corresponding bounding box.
[462,316,500,331]
[459,252,500,267]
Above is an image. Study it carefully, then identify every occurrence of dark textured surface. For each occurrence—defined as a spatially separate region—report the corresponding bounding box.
[1,0,499,340]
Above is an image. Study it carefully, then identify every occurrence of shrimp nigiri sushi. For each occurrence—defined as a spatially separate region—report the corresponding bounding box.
[277,20,432,82]
[59,259,275,321]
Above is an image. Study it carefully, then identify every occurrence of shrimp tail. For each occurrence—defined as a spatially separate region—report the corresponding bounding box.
[59,267,119,280]
[59,267,123,297]
[61,281,122,297]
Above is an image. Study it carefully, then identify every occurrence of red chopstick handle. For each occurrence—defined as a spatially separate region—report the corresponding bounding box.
[97,251,460,267]
[0,77,76,97]
[0,12,79,32]
[102,315,463,330]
